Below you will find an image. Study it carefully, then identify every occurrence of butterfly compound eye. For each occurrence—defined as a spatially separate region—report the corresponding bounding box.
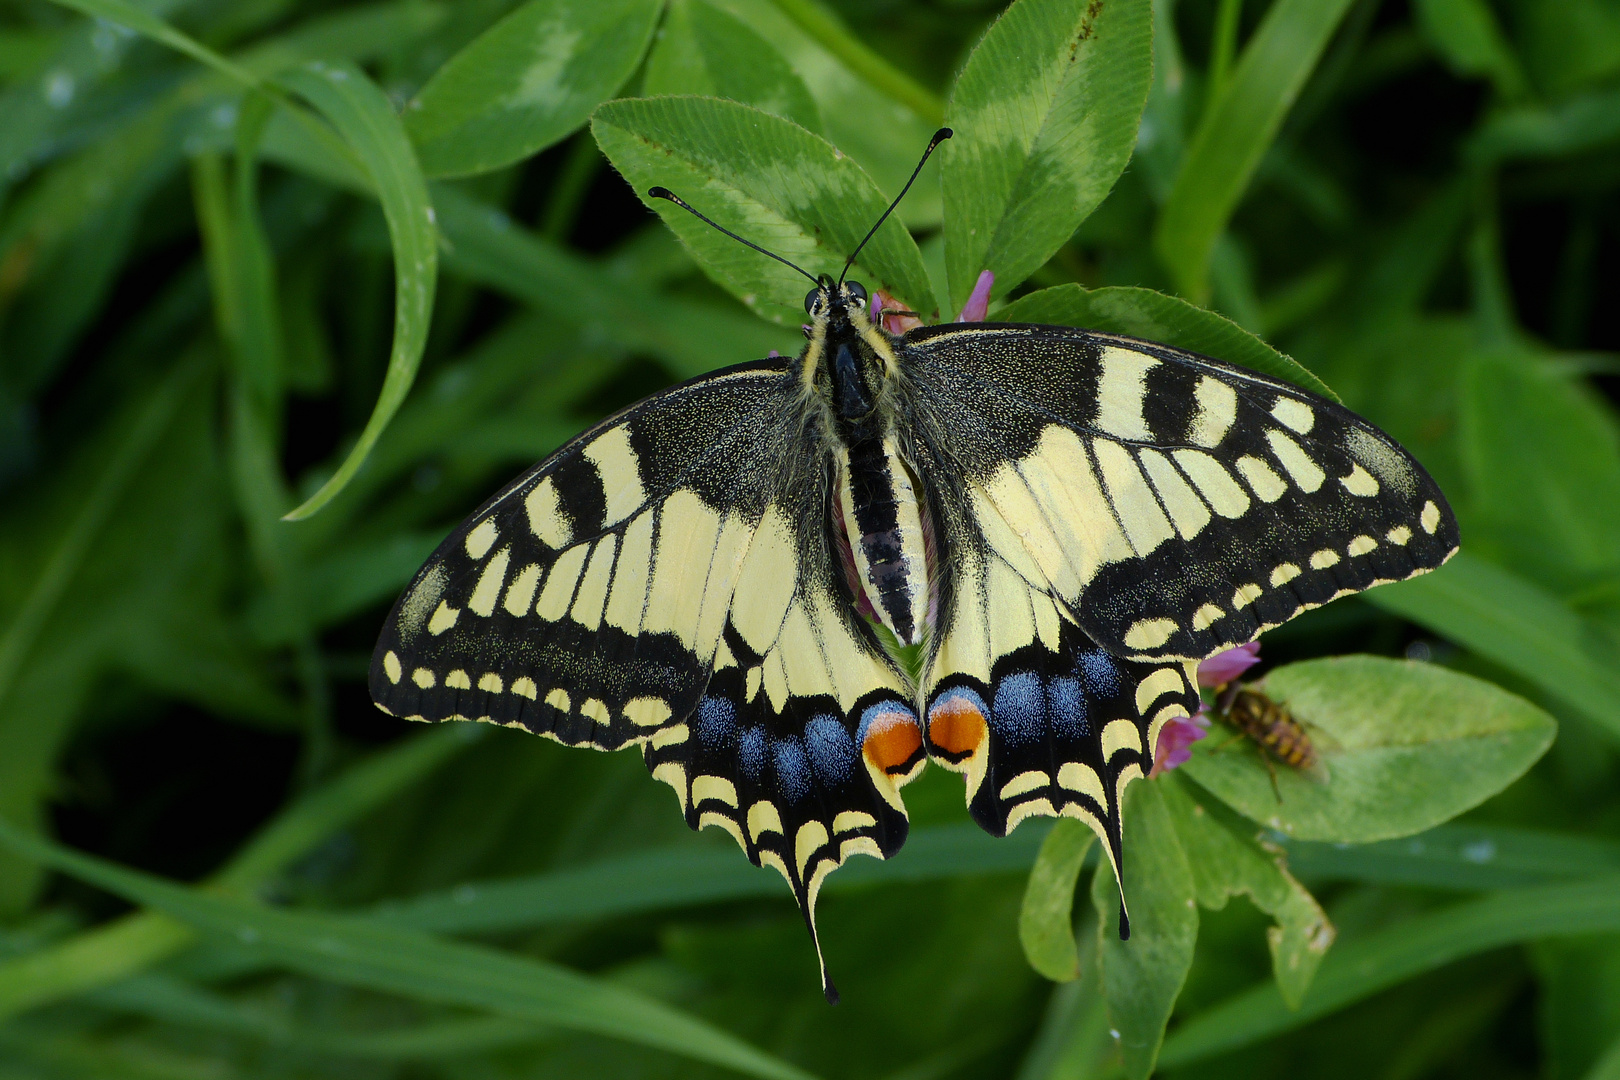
[804,287,821,315]
[845,281,867,307]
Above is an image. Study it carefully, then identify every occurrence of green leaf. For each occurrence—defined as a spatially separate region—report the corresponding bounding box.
[1181,655,1557,843]
[1459,350,1620,593]
[1367,551,1620,743]
[278,61,438,521]
[940,0,1151,312]
[1153,0,1356,301]
[0,820,814,1080]
[644,0,822,132]
[1019,819,1094,982]
[995,283,1340,401]
[1163,775,1333,1008]
[592,95,936,322]
[1090,781,1197,1080]
[1413,0,1528,100]
[405,0,662,178]
[1158,875,1620,1068]
[0,727,474,1021]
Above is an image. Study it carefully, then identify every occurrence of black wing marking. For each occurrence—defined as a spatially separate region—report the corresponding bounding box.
[903,323,1460,661]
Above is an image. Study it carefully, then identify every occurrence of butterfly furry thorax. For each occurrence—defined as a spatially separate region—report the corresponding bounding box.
[370,272,1459,1002]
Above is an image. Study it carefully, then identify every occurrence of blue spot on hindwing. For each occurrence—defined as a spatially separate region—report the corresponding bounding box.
[1077,650,1121,699]
[738,727,765,782]
[992,672,1045,745]
[695,696,737,750]
[1047,676,1088,739]
[773,738,812,802]
[804,713,856,784]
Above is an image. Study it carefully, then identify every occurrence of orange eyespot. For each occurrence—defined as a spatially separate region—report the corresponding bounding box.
[927,690,988,759]
[860,706,923,774]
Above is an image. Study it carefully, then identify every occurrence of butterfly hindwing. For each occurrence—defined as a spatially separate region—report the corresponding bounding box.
[918,486,1201,887]
[904,323,1459,661]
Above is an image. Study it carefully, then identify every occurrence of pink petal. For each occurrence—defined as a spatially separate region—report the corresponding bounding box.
[1197,641,1261,687]
[1150,708,1211,777]
[956,270,994,322]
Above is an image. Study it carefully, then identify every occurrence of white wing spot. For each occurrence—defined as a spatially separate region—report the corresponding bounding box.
[1341,464,1379,497]
[581,697,611,724]
[511,677,538,700]
[1232,583,1263,609]
[1420,500,1441,534]
[1173,450,1250,518]
[1310,548,1340,570]
[651,724,688,748]
[796,820,829,875]
[524,477,571,548]
[383,651,402,684]
[467,546,511,617]
[1270,563,1302,587]
[412,667,436,689]
[446,670,471,690]
[833,810,876,833]
[1093,347,1157,441]
[1348,535,1378,556]
[464,519,499,560]
[478,673,503,694]
[748,801,784,840]
[1123,618,1178,650]
[1190,376,1238,447]
[1387,525,1413,545]
[1265,430,1325,492]
[545,688,571,711]
[1192,603,1224,630]
[503,563,542,615]
[624,697,672,727]
[583,426,647,528]
[1270,398,1315,434]
[427,601,460,635]
[1235,456,1287,502]
[999,770,1051,801]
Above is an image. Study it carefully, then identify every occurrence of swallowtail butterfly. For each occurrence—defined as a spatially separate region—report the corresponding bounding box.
[371,131,1458,1000]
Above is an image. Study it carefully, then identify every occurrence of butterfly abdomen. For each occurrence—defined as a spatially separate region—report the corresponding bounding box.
[838,434,931,646]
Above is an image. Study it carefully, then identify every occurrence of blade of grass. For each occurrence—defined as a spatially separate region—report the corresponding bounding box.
[760,0,942,123]
[0,725,477,1020]
[370,821,1046,934]
[1367,549,1620,742]
[278,61,436,520]
[0,820,817,1080]
[1158,875,1620,1068]
[0,358,199,711]
[47,0,257,86]
[1281,824,1620,891]
[1152,0,1356,300]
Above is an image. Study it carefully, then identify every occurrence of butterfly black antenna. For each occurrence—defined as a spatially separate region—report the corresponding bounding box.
[647,187,820,286]
[839,127,953,286]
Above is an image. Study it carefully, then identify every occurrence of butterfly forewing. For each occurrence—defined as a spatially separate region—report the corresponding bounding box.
[903,323,1459,662]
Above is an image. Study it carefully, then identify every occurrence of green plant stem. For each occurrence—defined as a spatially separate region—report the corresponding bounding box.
[762,0,944,123]
[1207,0,1243,108]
